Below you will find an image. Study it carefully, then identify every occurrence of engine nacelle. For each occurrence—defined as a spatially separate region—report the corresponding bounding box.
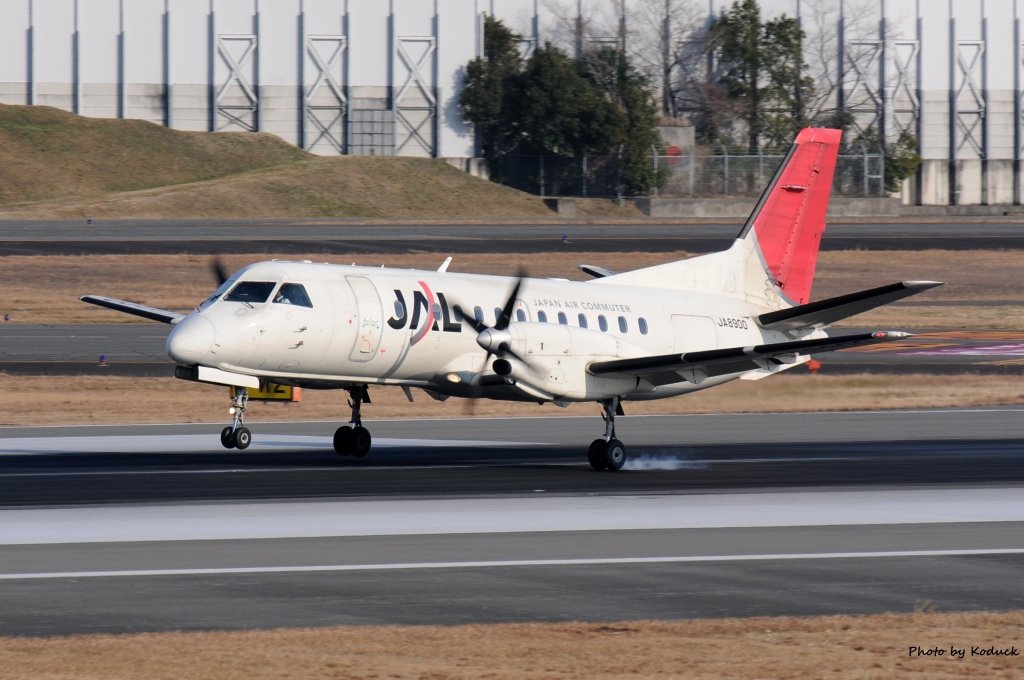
[498,323,650,401]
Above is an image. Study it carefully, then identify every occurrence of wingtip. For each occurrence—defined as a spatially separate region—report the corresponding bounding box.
[871,330,914,340]
[904,280,945,289]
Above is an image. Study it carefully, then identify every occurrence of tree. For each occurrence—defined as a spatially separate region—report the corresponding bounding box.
[580,46,665,193]
[760,15,814,149]
[708,0,812,151]
[509,44,620,157]
[709,0,764,151]
[460,17,665,194]
[459,16,523,164]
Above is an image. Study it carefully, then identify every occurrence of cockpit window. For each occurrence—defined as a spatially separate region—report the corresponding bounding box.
[272,283,313,308]
[199,278,236,310]
[224,281,276,304]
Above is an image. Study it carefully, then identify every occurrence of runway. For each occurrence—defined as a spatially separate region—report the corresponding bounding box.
[0,410,1022,635]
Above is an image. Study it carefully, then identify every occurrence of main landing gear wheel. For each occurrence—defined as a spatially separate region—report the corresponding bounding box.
[588,439,608,471]
[333,425,353,455]
[604,439,626,470]
[587,397,628,471]
[333,425,371,457]
[333,386,373,458]
[221,426,235,449]
[587,438,626,471]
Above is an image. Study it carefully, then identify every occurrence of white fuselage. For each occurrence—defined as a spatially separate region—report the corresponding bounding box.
[166,259,809,403]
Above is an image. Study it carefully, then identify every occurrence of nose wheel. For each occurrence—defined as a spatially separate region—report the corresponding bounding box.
[334,385,373,457]
[588,398,626,471]
[220,387,252,450]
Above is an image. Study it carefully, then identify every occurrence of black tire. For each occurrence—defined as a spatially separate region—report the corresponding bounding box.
[350,426,372,458]
[220,426,236,449]
[333,426,353,456]
[234,427,252,450]
[587,439,608,471]
[605,439,627,471]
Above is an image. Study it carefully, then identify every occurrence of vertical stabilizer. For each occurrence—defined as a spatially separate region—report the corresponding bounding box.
[737,127,842,305]
[593,128,841,311]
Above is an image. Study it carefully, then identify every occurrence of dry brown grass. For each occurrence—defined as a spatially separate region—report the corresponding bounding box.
[0,157,641,220]
[0,104,641,219]
[2,249,1020,327]
[0,104,307,206]
[3,372,1021,427]
[2,612,1022,679]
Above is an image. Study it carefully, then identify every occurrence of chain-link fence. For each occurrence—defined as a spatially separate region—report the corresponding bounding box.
[494,148,885,198]
[494,154,624,198]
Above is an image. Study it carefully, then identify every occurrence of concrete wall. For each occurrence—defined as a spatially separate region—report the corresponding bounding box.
[0,0,478,158]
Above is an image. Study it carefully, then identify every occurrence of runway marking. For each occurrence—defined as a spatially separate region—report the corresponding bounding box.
[3,406,1023,432]
[0,464,540,477]
[3,548,1024,580]
[0,456,885,477]
[0,435,547,456]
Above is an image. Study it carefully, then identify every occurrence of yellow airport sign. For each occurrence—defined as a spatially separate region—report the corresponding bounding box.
[240,383,301,402]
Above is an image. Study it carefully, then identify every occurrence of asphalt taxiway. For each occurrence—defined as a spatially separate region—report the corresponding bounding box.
[0,410,1022,635]
[3,220,1024,255]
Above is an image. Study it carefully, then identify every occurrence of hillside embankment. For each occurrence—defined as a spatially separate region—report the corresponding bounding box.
[0,104,639,219]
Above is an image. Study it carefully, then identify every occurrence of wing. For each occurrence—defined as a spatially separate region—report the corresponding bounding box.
[80,295,185,325]
[588,331,909,386]
[758,281,943,331]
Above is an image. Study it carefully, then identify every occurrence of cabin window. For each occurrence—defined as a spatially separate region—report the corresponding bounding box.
[598,315,608,332]
[578,313,588,328]
[225,281,276,304]
[474,306,484,323]
[395,299,406,319]
[537,311,548,323]
[516,309,527,322]
[273,283,313,308]
[618,316,628,333]
[432,303,442,321]
[558,312,568,324]
[638,317,649,335]
[494,307,502,323]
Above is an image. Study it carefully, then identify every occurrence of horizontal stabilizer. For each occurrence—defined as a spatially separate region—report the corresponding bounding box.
[578,264,616,279]
[80,295,184,325]
[589,331,909,386]
[758,281,944,331]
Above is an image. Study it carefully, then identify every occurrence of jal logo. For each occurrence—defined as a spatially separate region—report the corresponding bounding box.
[386,281,461,345]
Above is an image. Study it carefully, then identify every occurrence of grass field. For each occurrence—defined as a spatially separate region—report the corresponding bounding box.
[2,249,1019,328]
[0,104,307,205]
[0,104,638,219]
[3,612,1022,679]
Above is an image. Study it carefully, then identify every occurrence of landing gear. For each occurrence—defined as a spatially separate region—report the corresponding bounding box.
[220,387,251,450]
[334,385,372,457]
[588,397,626,471]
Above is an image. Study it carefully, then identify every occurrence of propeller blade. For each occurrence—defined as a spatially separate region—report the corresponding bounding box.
[211,258,230,286]
[495,269,527,331]
[453,304,487,334]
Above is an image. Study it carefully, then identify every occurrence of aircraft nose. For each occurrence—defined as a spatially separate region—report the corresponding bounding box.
[166,315,216,364]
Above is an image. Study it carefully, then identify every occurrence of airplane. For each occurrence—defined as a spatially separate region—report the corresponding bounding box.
[81,127,942,470]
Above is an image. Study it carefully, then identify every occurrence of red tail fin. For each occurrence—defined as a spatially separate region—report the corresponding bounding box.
[738,128,841,305]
